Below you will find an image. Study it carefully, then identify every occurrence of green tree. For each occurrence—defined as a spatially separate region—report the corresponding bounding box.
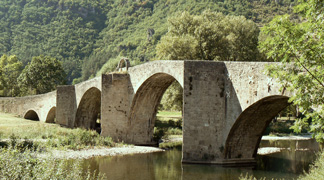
[260,0,324,142]
[159,81,183,111]
[0,54,23,97]
[156,10,261,61]
[156,10,262,111]
[18,55,66,95]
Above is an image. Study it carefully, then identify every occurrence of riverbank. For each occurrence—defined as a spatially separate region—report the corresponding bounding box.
[37,145,164,159]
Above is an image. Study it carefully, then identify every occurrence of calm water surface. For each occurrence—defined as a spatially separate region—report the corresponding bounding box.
[83,139,319,180]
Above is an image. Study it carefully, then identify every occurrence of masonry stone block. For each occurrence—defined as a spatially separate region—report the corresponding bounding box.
[101,73,133,141]
[56,85,76,127]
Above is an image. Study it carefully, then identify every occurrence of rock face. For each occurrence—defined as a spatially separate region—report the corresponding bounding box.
[0,60,292,165]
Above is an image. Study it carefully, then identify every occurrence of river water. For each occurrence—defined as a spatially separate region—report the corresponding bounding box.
[82,139,319,180]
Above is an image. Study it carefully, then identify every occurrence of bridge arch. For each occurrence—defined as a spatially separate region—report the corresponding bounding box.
[75,87,101,132]
[46,106,56,123]
[224,95,290,161]
[128,73,183,144]
[24,109,40,121]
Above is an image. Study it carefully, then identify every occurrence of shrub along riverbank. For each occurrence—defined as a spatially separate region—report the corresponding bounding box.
[0,113,114,179]
[0,146,105,179]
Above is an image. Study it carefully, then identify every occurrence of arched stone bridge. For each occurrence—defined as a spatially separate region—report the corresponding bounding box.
[0,60,292,165]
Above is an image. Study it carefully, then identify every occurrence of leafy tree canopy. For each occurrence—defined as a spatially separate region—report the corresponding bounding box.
[18,55,66,95]
[156,10,261,61]
[0,54,23,97]
[260,0,324,142]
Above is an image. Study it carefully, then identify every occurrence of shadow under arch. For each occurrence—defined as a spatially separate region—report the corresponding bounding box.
[75,87,101,132]
[46,107,56,123]
[128,73,183,145]
[24,109,40,121]
[224,95,290,161]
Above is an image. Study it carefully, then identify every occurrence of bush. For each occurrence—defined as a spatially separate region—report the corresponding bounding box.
[0,146,104,179]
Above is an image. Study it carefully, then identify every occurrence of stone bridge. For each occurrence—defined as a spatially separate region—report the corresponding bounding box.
[0,60,292,165]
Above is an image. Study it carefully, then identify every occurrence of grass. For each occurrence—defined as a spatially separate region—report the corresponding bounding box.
[0,113,115,151]
[0,146,105,179]
[0,113,109,179]
[156,111,182,118]
[154,111,183,149]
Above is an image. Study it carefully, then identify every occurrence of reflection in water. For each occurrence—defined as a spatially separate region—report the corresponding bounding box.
[82,139,318,180]
[257,139,319,174]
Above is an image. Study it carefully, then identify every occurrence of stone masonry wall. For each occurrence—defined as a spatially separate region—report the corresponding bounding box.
[56,85,76,127]
[101,73,133,141]
[182,61,227,163]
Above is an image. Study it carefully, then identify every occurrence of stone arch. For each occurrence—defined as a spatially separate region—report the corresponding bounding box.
[116,57,130,72]
[46,107,56,123]
[128,73,183,144]
[224,95,290,161]
[24,109,40,121]
[75,87,101,132]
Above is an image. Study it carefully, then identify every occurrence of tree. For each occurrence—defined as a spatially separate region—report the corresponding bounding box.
[159,81,183,111]
[260,0,324,142]
[156,10,262,111]
[156,10,261,61]
[0,54,23,97]
[18,55,66,95]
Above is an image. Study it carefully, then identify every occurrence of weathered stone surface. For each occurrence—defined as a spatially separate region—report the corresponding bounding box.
[101,73,133,141]
[56,85,76,127]
[0,60,293,165]
[182,61,226,163]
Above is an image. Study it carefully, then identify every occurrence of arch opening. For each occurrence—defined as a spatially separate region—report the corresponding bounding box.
[46,107,56,123]
[128,73,183,145]
[75,87,101,133]
[24,110,40,121]
[224,95,290,161]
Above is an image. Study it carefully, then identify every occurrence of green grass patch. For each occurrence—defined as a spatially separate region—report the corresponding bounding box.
[157,111,182,118]
[159,141,182,150]
[0,113,115,151]
[154,111,183,145]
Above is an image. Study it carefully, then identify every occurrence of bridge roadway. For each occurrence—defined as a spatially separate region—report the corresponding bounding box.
[0,60,292,165]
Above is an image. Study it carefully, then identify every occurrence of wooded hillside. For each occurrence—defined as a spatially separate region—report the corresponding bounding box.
[0,0,297,83]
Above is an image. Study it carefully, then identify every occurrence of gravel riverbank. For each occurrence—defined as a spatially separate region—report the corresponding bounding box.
[37,146,164,159]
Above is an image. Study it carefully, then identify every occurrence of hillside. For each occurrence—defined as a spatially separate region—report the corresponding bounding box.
[0,0,297,83]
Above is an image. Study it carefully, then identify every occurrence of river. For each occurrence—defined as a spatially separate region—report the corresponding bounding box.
[82,138,320,180]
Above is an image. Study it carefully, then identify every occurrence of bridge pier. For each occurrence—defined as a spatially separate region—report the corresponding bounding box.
[56,85,76,128]
[182,61,229,164]
[101,73,133,142]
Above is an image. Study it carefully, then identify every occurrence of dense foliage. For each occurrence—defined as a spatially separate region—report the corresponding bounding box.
[260,0,324,142]
[0,55,23,96]
[157,10,261,110]
[18,55,66,95]
[0,0,298,84]
[156,10,261,61]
